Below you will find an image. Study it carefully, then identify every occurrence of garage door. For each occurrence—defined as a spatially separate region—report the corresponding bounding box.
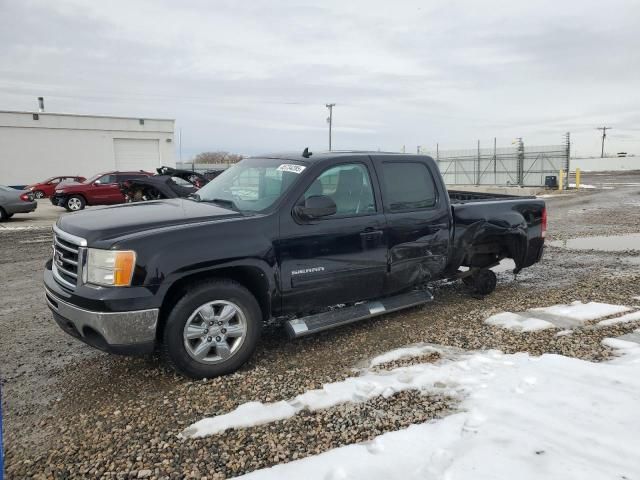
[113,138,160,172]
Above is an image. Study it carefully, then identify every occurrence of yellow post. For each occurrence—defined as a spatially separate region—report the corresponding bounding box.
[558,169,564,191]
[575,168,581,190]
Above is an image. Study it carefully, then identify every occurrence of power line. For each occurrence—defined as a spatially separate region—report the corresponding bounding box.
[596,126,612,158]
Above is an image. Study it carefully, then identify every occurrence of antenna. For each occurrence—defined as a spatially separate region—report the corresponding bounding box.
[302,147,312,158]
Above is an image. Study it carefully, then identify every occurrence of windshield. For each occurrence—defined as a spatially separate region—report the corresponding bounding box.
[84,173,103,184]
[194,158,306,213]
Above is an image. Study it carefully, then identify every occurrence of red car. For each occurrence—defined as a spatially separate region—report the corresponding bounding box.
[51,171,152,211]
[27,176,86,199]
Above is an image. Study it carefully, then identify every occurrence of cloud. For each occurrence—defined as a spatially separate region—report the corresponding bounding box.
[0,0,638,156]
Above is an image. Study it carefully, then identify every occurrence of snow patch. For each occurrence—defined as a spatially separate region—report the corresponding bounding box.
[602,337,640,352]
[485,312,554,332]
[529,301,631,321]
[238,345,640,480]
[484,302,632,332]
[597,310,640,327]
[180,401,299,437]
[369,344,440,367]
[555,329,573,337]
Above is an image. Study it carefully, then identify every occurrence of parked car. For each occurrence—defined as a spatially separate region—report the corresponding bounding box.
[27,176,86,199]
[51,171,152,211]
[0,186,37,220]
[44,151,546,378]
[120,167,209,202]
[202,167,226,181]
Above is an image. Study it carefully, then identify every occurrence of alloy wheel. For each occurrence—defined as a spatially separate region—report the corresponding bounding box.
[183,300,247,364]
[67,197,82,211]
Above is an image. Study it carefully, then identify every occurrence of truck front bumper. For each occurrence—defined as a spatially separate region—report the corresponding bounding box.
[45,287,158,355]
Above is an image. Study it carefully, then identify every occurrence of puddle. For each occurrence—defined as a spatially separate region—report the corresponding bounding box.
[548,233,640,252]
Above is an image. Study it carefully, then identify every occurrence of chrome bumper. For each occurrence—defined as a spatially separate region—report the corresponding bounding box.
[45,288,159,347]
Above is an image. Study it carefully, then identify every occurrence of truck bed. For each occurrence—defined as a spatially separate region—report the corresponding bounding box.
[448,189,535,204]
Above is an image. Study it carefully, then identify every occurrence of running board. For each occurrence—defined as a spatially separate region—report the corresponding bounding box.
[285,290,434,338]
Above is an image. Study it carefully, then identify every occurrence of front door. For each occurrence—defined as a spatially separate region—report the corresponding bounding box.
[277,159,388,314]
[91,173,121,203]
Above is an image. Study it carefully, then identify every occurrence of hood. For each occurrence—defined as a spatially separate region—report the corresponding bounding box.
[56,198,242,244]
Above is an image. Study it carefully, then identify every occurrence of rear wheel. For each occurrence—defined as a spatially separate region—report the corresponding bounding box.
[34,190,45,199]
[468,269,497,295]
[162,279,262,378]
[0,208,7,221]
[65,195,85,211]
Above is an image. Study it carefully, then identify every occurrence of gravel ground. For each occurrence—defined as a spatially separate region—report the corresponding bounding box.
[2,172,640,479]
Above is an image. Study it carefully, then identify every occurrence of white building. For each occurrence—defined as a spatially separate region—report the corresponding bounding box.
[0,110,175,186]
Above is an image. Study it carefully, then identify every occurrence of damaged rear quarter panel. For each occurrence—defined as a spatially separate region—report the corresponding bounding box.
[449,199,545,273]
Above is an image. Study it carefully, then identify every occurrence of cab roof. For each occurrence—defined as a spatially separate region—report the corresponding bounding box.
[255,150,423,164]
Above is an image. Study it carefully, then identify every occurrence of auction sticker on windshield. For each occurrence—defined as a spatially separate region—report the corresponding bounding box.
[277,164,306,174]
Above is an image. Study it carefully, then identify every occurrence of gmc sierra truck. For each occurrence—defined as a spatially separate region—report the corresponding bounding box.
[44,151,546,378]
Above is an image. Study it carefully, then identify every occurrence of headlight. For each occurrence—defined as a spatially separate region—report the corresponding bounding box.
[86,248,136,286]
[29,186,35,191]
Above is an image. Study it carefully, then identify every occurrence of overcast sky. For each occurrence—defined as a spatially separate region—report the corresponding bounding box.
[1,0,639,159]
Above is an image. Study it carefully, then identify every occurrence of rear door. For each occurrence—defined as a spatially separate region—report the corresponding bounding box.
[277,157,388,313]
[371,156,451,294]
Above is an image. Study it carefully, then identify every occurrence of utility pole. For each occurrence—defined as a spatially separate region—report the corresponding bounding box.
[597,126,611,158]
[325,103,335,151]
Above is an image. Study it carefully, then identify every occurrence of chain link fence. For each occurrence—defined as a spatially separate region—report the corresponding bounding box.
[420,137,570,187]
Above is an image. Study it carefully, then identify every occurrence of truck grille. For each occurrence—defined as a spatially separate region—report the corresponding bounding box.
[52,226,87,289]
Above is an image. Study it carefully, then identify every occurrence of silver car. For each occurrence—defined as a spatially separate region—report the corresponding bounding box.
[0,185,37,221]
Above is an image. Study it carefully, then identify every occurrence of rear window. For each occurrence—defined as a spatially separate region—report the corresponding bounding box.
[381,162,437,212]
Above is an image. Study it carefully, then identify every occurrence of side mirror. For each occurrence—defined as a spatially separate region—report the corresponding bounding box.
[295,195,337,220]
[94,180,101,185]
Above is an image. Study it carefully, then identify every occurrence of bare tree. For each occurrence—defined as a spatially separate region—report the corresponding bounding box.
[194,151,243,164]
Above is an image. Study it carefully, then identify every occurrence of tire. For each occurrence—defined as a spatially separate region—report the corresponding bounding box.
[472,269,497,295]
[65,195,86,212]
[34,190,45,199]
[162,279,262,378]
[0,208,7,222]
[461,275,474,287]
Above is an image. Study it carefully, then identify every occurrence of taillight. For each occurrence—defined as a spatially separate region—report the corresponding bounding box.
[541,207,547,238]
[20,193,32,202]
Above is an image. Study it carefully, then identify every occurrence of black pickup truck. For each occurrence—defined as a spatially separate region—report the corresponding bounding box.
[45,151,546,378]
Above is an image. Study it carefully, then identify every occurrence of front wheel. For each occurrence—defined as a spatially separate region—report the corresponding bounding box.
[34,190,45,199]
[65,195,86,211]
[162,279,262,378]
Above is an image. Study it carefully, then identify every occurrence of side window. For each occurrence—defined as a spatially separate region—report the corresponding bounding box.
[381,162,437,212]
[116,174,143,182]
[49,177,60,184]
[300,163,376,216]
[98,174,116,184]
